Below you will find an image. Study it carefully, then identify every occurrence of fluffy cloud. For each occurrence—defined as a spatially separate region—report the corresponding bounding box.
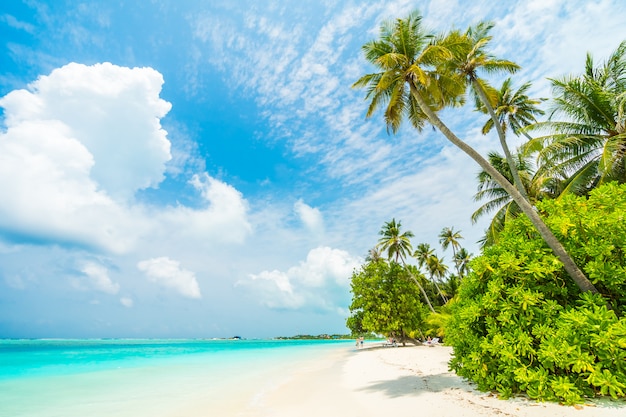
[81,262,119,294]
[137,256,202,299]
[0,63,167,252]
[1,62,172,199]
[294,199,324,235]
[239,246,361,310]
[187,173,251,243]
[241,270,304,309]
[0,63,251,254]
[293,246,359,287]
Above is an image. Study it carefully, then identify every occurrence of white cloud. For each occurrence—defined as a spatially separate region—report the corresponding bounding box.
[297,246,360,287]
[1,62,172,200]
[186,173,251,242]
[81,262,119,294]
[239,246,361,310]
[1,14,35,33]
[120,297,134,308]
[137,256,202,299]
[243,269,304,309]
[0,63,252,254]
[294,199,324,235]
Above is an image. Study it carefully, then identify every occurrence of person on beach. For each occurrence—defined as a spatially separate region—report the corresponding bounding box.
[360,337,364,348]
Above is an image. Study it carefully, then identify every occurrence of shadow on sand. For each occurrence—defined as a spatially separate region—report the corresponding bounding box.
[358,370,626,411]
[357,372,468,399]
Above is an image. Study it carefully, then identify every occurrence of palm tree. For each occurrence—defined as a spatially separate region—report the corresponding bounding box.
[445,22,528,200]
[413,242,434,269]
[438,227,463,277]
[376,219,435,312]
[453,248,472,279]
[413,243,447,304]
[366,247,383,263]
[477,78,545,142]
[353,11,599,294]
[526,40,626,196]
[471,151,556,246]
[426,254,449,303]
[377,218,414,262]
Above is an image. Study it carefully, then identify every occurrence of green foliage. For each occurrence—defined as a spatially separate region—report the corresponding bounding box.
[347,260,427,340]
[424,300,455,338]
[447,183,626,404]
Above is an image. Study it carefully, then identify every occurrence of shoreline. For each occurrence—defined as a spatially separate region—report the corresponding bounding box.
[3,340,625,416]
[238,342,626,417]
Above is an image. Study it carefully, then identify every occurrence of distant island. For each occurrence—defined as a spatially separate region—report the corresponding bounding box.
[275,334,380,340]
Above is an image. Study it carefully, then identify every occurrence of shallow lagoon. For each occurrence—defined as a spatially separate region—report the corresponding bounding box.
[0,339,352,417]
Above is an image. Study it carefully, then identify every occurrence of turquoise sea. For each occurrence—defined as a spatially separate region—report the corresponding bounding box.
[0,338,353,417]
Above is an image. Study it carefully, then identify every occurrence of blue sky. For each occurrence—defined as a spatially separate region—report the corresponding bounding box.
[1,0,625,338]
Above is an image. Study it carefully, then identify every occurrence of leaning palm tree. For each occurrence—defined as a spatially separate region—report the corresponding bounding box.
[376,219,436,312]
[526,40,626,196]
[438,227,463,277]
[353,11,598,294]
[445,22,528,200]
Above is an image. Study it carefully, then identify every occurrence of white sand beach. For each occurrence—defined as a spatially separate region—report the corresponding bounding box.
[235,342,625,417]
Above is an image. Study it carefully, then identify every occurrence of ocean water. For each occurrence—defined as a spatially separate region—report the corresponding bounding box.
[0,338,353,417]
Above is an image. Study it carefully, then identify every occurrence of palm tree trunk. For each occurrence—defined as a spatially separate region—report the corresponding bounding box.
[404,263,436,313]
[408,82,599,295]
[472,79,530,201]
[451,247,462,279]
[430,273,448,303]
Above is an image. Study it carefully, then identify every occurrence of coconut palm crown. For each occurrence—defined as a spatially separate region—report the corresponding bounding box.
[477,78,546,141]
[526,40,626,195]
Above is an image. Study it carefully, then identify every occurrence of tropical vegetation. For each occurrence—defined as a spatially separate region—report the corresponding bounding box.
[447,183,626,404]
[347,221,471,342]
[348,9,626,405]
[352,10,597,295]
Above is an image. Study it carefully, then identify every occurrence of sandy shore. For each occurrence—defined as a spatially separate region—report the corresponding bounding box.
[238,342,625,417]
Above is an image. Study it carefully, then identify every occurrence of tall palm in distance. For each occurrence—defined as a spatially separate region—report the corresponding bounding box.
[414,242,434,270]
[439,227,463,278]
[376,219,435,312]
[426,254,449,303]
[377,218,414,263]
[413,243,447,304]
[366,247,383,263]
[526,40,626,196]
[353,11,599,294]
[453,248,472,279]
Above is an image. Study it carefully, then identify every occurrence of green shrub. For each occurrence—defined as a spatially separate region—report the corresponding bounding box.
[347,260,427,342]
[447,183,626,404]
